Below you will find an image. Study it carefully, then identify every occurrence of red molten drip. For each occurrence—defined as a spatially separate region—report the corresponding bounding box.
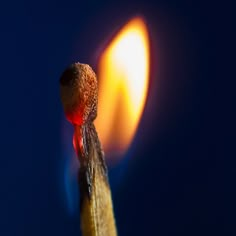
[65,109,84,126]
[72,127,84,156]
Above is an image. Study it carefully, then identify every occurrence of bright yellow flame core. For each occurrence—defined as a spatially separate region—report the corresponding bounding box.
[95,17,150,157]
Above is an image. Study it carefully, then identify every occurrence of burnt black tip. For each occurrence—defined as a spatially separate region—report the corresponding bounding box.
[60,63,79,86]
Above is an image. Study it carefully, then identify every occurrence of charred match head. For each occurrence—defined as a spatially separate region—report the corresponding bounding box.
[60,62,98,125]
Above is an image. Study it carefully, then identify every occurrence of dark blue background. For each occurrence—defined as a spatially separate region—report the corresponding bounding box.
[1,0,234,235]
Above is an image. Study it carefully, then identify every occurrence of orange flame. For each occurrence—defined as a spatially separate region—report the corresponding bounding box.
[95,17,150,158]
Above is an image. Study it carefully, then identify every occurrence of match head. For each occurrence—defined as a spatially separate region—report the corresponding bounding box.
[60,62,98,125]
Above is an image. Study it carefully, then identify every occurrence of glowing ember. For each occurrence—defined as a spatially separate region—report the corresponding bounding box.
[95,17,150,158]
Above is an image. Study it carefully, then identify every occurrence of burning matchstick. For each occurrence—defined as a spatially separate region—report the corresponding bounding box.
[60,63,117,236]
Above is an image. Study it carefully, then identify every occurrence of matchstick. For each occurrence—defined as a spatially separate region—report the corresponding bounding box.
[60,63,117,236]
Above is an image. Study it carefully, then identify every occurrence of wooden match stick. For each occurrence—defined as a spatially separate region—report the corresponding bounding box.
[60,63,117,236]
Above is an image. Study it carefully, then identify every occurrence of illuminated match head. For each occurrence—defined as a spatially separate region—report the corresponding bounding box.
[60,62,98,125]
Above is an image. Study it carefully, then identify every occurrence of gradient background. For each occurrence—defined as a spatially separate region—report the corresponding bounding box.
[1,0,234,235]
